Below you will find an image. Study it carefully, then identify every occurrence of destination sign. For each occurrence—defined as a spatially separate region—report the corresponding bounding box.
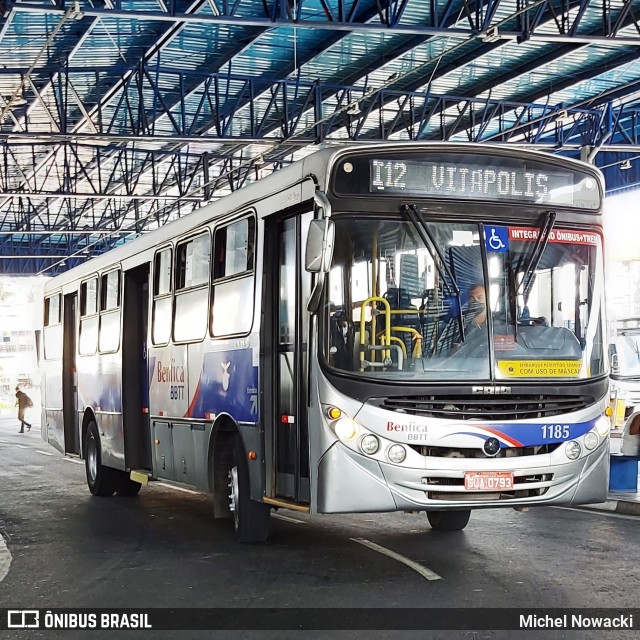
[330,152,602,210]
[370,159,593,207]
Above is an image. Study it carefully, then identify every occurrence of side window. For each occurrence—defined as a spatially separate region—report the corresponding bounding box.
[44,293,62,360]
[99,269,121,353]
[152,247,173,345]
[80,278,98,316]
[79,277,99,355]
[174,232,210,342]
[176,233,210,289]
[211,216,256,337]
[101,270,120,311]
[44,294,61,327]
[213,216,255,279]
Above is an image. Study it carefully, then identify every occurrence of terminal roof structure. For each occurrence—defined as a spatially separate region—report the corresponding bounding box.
[2,0,640,273]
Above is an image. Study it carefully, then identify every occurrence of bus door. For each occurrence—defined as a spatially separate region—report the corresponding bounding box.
[263,212,313,504]
[122,264,152,471]
[62,292,79,454]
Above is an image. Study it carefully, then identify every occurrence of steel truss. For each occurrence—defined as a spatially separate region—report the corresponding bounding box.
[9,0,640,45]
[2,0,640,274]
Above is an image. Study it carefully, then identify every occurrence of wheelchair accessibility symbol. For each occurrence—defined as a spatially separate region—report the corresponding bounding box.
[485,226,509,253]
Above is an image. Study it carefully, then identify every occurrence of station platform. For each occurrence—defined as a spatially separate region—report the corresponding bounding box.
[580,430,640,516]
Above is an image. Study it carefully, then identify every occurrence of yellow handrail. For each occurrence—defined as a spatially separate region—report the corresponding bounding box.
[359,296,391,369]
[390,326,423,358]
[380,334,407,359]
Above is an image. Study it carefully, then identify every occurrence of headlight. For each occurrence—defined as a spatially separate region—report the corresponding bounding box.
[565,441,581,460]
[387,444,406,464]
[584,431,599,450]
[334,417,358,441]
[360,434,380,455]
[596,416,610,436]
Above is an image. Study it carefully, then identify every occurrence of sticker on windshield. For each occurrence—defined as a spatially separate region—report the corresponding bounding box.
[498,360,581,378]
[508,227,599,245]
[485,226,509,252]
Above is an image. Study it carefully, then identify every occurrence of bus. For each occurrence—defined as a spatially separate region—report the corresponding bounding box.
[40,143,610,543]
[609,317,640,424]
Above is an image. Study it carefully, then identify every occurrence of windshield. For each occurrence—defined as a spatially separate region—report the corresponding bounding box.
[612,330,640,377]
[321,214,605,382]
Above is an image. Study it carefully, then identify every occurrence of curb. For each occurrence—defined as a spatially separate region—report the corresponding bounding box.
[580,498,640,516]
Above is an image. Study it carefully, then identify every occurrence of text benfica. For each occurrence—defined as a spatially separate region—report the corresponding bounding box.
[157,358,185,383]
[520,614,634,629]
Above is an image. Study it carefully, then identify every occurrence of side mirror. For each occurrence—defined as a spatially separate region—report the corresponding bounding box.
[610,352,619,374]
[305,219,335,273]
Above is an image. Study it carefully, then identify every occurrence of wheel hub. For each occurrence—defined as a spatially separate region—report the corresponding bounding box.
[87,438,97,481]
[228,466,239,529]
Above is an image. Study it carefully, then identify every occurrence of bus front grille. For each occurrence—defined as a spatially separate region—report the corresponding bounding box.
[408,443,561,458]
[377,395,591,420]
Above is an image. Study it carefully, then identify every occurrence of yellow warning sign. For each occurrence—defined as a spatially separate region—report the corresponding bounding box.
[497,360,581,378]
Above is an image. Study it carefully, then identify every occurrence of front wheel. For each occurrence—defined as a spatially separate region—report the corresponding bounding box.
[427,509,471,531]
[85,422,119,497]
[228,436,270,543]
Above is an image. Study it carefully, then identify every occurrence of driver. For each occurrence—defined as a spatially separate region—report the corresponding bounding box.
[464,284,487,335]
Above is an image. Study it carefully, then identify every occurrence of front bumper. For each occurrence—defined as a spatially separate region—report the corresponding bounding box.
[316,438,609,513]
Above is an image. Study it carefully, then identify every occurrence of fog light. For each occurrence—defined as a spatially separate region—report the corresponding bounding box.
[387,444,406,464]
[565,440,581,460]
[334,417,358,441]
[360,434,380,455]
[584,431,599,450]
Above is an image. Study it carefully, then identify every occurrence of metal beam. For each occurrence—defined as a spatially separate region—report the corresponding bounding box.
[9,2,640,46]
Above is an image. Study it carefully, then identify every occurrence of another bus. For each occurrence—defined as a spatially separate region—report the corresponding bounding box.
[609,317,640,424]
[41,143,610,542]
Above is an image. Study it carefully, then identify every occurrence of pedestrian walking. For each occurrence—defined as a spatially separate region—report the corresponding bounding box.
[15,386,33,434]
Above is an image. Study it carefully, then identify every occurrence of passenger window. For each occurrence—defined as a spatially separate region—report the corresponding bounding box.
[213,217,255,279]
[100,270,120,311]
[99,270,121,353]
[211,216,256,337]
[44,294,61,326]
[176,233,210,289]
[80,278,98,317]
[174,233,210,343]
[79,277,99,355]
[152,247,173,345]
[43,293,62,360]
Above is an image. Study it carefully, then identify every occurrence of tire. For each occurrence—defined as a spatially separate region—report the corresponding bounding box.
[116,476,142,497]
[228,436,270,543]
[85,422,119,497]
[427,509,471,531]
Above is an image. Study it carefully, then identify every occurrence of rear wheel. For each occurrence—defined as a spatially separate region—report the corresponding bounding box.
[427,510,471,531]
[228,436,270,543]
[85,422,119,497]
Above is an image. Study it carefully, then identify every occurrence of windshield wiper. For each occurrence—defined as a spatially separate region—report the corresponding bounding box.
[506,254,519,340]
[517,211,556,301]
[403,204,465,342]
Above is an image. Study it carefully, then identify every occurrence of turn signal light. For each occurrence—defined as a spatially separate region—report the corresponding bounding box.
[604,406,613,417]
[248,450,257,461]
[327,406,342,420]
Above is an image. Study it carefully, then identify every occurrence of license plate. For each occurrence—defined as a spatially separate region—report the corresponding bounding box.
[464,471,514,491]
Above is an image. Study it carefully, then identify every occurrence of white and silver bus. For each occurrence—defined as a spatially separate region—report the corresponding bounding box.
[41,143,610,542]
